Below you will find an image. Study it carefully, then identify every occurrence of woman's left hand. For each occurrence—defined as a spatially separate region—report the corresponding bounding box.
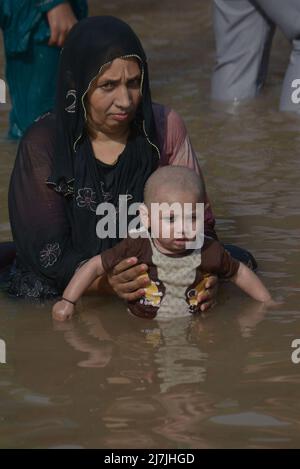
[197,275,218,312]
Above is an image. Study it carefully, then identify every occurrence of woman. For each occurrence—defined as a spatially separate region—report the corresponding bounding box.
[7,16,248,308]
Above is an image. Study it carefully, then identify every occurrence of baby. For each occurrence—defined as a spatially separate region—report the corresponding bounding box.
[52,166,273,321]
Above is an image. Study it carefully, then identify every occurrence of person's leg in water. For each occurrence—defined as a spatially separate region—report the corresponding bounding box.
[211,0,275,101]
[253,0,300,112]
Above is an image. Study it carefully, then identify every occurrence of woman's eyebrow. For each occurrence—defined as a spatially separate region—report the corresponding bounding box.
[126,74,141,80]
[98,74,141,84]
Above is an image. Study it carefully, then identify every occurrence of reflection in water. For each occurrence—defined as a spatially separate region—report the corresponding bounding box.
[0,291,298,448]
[44,299,273,448]
[53,312,114,369]
[143,319,207,393]
[210,411,289,427]
[1,0,300,449]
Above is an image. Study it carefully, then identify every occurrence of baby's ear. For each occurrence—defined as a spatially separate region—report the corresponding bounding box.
[139,203,150,229]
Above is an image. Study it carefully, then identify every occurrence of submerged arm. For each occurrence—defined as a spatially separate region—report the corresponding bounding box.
[231,262,272,303]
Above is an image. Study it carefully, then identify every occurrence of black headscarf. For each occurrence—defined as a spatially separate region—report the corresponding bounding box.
[47,16,159,256]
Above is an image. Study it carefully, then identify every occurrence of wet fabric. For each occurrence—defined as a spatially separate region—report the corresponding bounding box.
[0,0,88,138]
[223,244,257,272]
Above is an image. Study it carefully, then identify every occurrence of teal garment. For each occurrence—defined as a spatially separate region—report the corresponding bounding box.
[0,0,88,139]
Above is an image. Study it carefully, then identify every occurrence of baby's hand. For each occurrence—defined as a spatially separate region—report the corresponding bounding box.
[52,300,75,322]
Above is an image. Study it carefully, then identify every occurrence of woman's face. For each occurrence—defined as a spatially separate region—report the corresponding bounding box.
[86,57,142,137]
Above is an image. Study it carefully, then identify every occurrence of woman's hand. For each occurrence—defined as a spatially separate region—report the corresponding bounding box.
[47,3,77,47]
[197,275,218,312]
[107,257,150,301]
[52,299,75,322]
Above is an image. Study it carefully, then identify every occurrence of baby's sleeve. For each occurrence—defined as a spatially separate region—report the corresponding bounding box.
[101,237,144,274]
[202,239,240,279]
[217,245,240,280]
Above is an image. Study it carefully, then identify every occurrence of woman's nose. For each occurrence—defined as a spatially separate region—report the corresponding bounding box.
[115,84,131,109]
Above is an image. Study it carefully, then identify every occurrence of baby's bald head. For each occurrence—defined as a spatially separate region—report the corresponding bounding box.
[144,166,205,207]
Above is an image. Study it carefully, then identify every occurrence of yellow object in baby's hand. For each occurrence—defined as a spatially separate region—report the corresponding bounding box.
[138,273,162,307]
[187,273,211,308]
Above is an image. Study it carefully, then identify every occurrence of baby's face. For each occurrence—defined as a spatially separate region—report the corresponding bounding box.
[148,189,204,254]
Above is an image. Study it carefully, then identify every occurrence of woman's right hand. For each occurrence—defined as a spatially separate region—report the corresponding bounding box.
[107,257,150,301]
[196,275,219,312]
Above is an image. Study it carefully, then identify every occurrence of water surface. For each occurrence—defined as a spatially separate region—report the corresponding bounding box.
[0,0,300,449]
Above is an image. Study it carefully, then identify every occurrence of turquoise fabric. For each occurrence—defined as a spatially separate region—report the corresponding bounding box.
[0,0,88,138]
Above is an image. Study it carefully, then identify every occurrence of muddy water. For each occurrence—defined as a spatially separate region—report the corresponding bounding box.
[0,0,300,449]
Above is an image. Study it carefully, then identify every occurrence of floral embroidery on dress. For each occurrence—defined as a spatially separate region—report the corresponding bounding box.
[20,279,47,298]
[52,178,74,197]
[39,243,61,268]
[76,188,97,212]
[100,181,113,202]
[8,269,59,300]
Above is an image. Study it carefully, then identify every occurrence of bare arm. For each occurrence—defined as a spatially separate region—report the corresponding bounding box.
[52,255,105,321]
[231,263,272,303]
